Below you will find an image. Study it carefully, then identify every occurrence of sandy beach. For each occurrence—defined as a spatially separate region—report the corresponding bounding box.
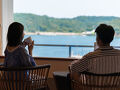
[25,32,84,36]
[24,31,96,36]
[24,31,120,37]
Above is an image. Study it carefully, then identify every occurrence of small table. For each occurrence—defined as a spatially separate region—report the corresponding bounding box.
[53,71,71,90]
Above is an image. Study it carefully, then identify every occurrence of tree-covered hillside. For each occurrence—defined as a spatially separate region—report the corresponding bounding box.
[14,13,120,34]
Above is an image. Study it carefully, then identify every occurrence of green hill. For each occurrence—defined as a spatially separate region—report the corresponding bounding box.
[14,13,120,34]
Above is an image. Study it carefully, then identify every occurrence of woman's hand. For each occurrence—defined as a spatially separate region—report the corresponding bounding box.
[28,40,34,56]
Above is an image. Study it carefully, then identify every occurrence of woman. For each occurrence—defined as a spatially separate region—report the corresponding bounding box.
[4,22,36,67]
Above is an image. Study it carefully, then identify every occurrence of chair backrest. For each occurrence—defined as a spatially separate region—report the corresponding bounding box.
[0,64,50,90]
[70,72,120,90]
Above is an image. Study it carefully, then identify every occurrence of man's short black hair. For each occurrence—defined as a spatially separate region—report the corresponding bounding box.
[95,24,115,44]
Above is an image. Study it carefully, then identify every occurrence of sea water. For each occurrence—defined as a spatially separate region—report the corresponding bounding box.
[24,35,120,58]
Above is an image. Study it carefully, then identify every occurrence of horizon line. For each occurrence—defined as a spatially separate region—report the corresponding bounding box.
[14,12,120,19]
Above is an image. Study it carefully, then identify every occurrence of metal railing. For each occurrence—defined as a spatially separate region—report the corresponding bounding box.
[34,44,120,57]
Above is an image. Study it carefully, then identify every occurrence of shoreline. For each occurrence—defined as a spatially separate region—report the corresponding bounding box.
[25,31,120,37]
[25,31,94,36]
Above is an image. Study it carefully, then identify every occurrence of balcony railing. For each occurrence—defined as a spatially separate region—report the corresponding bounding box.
[34,44,120,57]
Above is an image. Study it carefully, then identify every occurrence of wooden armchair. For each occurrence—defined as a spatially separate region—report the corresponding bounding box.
[70,72,120,90]
[0,64,50,90]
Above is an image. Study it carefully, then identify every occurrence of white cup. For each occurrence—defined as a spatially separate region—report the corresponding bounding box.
[94,42,99,50]
[24,36,32,45]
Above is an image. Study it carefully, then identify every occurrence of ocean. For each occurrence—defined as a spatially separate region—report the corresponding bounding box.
[24,35,120,58]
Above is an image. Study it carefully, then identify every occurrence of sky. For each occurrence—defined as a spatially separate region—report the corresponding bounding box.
[14,0,120,18]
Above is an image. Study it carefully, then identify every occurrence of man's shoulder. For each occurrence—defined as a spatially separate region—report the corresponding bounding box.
[82,48,120,59]
[110,48,120,54]
[82,50,98,59]
[112,48,120,52]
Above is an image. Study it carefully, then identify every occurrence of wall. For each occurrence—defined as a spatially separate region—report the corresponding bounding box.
[0,0,2,55]
[2,0,13,54]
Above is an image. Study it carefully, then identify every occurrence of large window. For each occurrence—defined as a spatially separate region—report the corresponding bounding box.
[14,0,120,58]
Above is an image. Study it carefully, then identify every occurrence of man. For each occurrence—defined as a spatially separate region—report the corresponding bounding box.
[70,24,120,73]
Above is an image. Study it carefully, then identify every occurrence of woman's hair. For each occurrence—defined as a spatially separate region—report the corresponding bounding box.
[7,22,24,46]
